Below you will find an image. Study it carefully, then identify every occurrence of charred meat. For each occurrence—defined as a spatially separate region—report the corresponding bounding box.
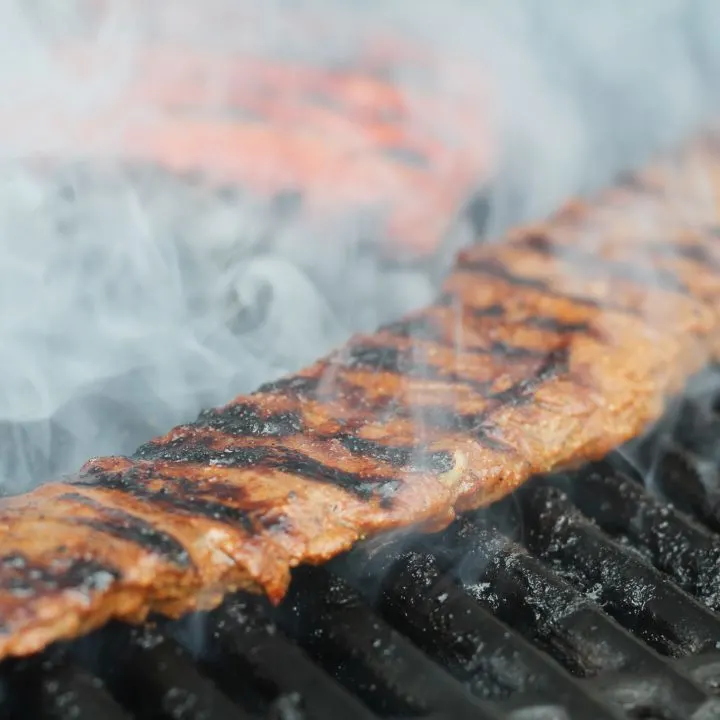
[0,133,719,660]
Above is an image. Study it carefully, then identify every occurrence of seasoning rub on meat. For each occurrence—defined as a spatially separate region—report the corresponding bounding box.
[1,132,720,661]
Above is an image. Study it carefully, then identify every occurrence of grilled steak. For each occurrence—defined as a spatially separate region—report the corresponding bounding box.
[10,42,492,258]
[0,132,719,660]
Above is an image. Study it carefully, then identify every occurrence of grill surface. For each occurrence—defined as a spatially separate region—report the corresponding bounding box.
[2,372,720,719]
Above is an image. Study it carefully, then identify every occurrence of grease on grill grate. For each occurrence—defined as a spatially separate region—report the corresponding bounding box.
[4,373,720,720]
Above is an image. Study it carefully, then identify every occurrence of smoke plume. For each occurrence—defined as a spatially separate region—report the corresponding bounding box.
[0,0,717,492]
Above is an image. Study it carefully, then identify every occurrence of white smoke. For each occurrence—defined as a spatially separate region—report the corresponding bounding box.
[0,0,717,491]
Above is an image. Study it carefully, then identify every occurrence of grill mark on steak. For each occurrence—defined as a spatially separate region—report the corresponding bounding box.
[342,344,413,373]
[379,304,506,341]
[342,341,547,386]
[147,345,570,472]
[161,342,570,469]
[333,435,456,473]
[342,340,570,407]
[459,304,597,338]
[489,345,570,406]
[484,341,552,360]
[58,492,193,569]
[520,315,593,335]
[520,232,690,295]
[457,256,642,314]
[131,443,402,503]
[652,239,720,272]
[435,293,506,316]
[329,347,569,443]
[71,468,257,533]
[341,343,494,394]
[378,317,558,360]
[378,316,447,343]
[383,304,595,344]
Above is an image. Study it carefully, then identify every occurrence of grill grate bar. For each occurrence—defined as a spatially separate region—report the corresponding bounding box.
[584,670,720,720]
[276,565,501,719]
[113,630,244,720]
[502,704,574,720]
[548,461,720,609]
[32,664,131,720]
[211,597,379,720]
[651,445,720,536]
[340,546,628,719]
[676,652,720,696]
[518,483,720,657]
[434,518,717,719]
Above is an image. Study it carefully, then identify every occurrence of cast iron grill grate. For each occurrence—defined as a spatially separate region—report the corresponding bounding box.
[4,378,720,720]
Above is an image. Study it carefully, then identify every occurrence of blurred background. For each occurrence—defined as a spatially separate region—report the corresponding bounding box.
[0,0,718,491]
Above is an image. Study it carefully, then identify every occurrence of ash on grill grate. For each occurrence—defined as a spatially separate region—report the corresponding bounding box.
[5,382,720,719]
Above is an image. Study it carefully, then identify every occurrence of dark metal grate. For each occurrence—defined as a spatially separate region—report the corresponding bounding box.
[4,378,720,719]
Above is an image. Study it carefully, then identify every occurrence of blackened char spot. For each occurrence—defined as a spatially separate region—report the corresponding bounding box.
[379,316,446,344]
[134,434,215,464]
[345,344,407,374]
[334,434,455,474]
[433,409,512,451]
[58,492,192,569]
[214,447,400,503]
[0,554,120,605]
[194,401,304,437]
[71,469,256,534]
[487,342,547,360]
[256,374,321,399]
[490,345,570,407]
[522,315,593,335]
[467,304,505,318]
